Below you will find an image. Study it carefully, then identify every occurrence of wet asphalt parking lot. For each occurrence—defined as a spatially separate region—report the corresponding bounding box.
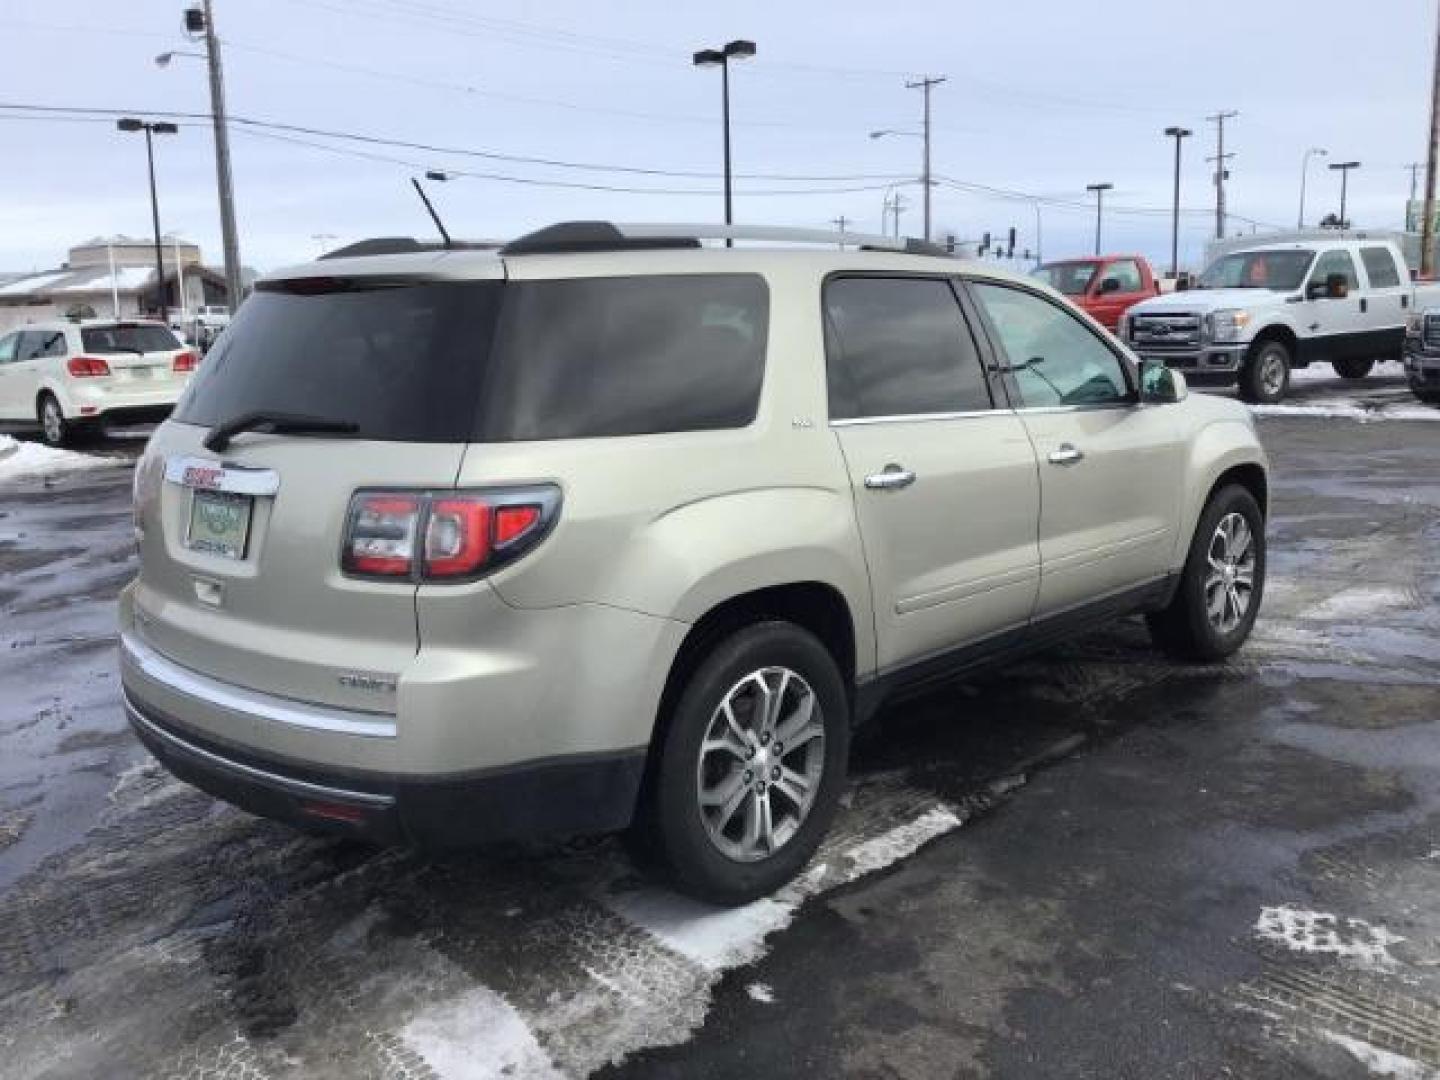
[1,365,1438,1079]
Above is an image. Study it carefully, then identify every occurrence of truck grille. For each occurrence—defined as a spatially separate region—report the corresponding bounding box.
[1130,312,1201,351]
[1424,312,1440,349]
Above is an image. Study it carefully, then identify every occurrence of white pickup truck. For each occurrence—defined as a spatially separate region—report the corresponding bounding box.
[1117,238,1440,402]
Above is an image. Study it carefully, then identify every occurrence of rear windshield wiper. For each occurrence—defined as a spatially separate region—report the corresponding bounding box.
[203,411,360,452]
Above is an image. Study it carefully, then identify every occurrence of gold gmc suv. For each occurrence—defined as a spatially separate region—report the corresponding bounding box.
[120,222,1269,904]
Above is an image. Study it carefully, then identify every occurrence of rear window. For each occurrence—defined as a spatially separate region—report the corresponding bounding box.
[173,273,768,443]
[481,274,767,440]
[1360,246,1401,288]
[174,280,503,442]
[81,324,180,354]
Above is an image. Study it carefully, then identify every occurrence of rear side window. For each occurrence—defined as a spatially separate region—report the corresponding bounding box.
[824,276,991,419]
[1360,246,1401,288]
[481,274,767,441]
[174,280,504,442]
[82,324,179,354]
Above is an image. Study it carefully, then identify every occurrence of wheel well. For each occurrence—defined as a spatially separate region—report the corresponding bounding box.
[647,581,856,755]
[1248,325,1297,359]
[35,389,57,417]
[1210,463,1268,516]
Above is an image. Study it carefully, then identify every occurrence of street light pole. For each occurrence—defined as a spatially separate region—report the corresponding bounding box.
[117,118,179,323]
[1164,127,1192,278]
[1298,147,1327,229]
[693,40,756,246]
[905,75,945,241]
[1086,182,1112,255]
[1329,161,1361,229]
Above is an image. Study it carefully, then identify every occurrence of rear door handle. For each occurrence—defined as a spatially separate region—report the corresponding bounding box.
[1047,444,1084,466]
[864,464,917,490]
[1360,298,1368,313]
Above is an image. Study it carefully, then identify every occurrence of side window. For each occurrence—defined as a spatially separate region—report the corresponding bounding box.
[483,274,768,441]
[0,333,16,363]
[971,282,1131,408]
[1360,246,1401,288]
[37,330,68,358]
[1310,249,1360,292]
[14,332,41,362]
[823,276,992,420]
[1107,260,1144,292]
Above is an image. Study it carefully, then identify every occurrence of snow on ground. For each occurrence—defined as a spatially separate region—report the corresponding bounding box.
[1254,905,1404,971]
[1324,1032,1439,1080]
[0,435,120,482]
[1250,402,1440,422]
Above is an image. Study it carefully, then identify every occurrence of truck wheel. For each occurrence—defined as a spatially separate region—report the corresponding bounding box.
[1333,357,1374,380]
[1411,381,1440,405]
[1239,340,1291,403]
[642,620,850,905]
[1147,485,1266,662]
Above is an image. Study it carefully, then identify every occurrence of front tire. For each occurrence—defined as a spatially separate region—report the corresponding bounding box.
[1239,339,1291,403]
[1333,357,1374,380]
[644,621,850,905]
[1147,485,1266,662]
[1411,381,1440,405]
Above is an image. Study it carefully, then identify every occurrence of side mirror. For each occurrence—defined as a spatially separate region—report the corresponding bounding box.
[1098,276,1122,294]
[1140,359,1186,404]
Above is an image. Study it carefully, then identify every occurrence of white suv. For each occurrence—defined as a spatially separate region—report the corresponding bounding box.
[120,222,1269,903]
[0,319,198,445]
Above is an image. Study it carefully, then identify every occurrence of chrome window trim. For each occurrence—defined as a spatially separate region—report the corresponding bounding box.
[1011,402,1135,415]
[124,692,395,808]
[830,408,1010,427]
[121,630,397,738]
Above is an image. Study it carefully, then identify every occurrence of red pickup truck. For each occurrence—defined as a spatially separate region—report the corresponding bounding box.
[1033,254,1161,332]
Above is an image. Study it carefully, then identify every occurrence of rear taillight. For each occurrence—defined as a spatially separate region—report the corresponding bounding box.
[67,356,111,377]
[342,486,559,581]
[173,350,198,372]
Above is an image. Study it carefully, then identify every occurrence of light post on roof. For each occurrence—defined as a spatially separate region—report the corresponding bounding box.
[116,118,179,322]
[692,39,756,246]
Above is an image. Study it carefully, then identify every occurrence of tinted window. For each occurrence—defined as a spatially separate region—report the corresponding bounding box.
[1309,249,1360,292]
[482,274,767,440]
[1199,250,1314,290]
[82,324,180,354]
[1106,259,1144,292]
[972,283,1130,408]
[1033,261,1100,296]
[1360,246,1401,288]
[175,280,504,442]
[824,276,991,419]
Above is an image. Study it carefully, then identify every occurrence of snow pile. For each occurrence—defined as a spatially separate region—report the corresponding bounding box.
[1324,1032,1438,1080]
[1250,401,1440,422]
[400,986,564,1080]
[0,434,119,482]
[1254,905,1404,970]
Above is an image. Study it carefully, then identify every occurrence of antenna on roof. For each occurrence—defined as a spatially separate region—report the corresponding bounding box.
[410,173,453,249]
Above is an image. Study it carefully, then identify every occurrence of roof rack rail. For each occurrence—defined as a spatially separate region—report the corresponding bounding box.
[318,237,498,260]
[499,221,953,258]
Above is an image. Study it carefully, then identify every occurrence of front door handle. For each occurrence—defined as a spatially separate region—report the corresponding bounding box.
[864,464,917,490]
[1047,444,1084,466]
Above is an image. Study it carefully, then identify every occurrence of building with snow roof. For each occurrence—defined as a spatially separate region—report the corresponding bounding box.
[0,236,236,334]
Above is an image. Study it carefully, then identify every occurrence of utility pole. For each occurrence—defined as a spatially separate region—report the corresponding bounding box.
[1164,126,1193,278]
[1423,0,1440,277]
[1086,182,1112,255]
[905,75,946,242]
[1206,110,1237,239]
[831,215,849,248]
[188,2,244,314]
[883,192,907,237]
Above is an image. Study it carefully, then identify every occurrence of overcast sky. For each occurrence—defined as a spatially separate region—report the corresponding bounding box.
[1,0,1435,274]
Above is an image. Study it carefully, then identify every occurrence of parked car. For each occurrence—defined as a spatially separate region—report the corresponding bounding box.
[120,222,1269,904]
[0,319,198,446]
[1118,238,1440,403]
[1032,254,1161,331]
[1403,306,1440,404]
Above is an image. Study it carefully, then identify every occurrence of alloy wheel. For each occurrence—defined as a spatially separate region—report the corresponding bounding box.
[695,666,825,863]
[1204,511,1257,633]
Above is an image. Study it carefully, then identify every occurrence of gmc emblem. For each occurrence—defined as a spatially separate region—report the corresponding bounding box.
[183,466,224,489]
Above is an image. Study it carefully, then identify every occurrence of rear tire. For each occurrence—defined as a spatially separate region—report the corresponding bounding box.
[37,393,74,448]
[1411,381,1440,406]
[1239,339,1291,403]
[1147,485,1266,662]
[1333,357,1374,380]
[642,620,850,905]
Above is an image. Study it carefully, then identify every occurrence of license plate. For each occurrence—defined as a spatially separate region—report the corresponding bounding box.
[130,366,154,379]
[185,489,252,560]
